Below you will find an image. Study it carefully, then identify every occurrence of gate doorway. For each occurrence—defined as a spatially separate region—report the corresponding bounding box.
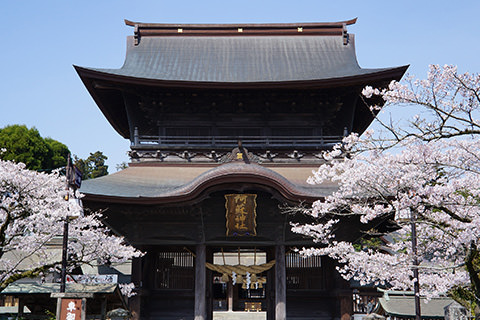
[211,248,269,320]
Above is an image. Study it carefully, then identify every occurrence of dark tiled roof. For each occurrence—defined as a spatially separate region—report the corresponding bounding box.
[79,34,396,83]
[80,163,337,203]
[379,295,456,318]
[3,283,117,294]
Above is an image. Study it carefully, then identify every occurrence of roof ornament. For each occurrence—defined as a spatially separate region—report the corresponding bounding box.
[204,150,227,162]
[176,151,197,162]
[313,152,325,160]
[220,144,260,164]
[134,24,140,46]
[286,150,304,160]
[128,150,139,159]
[237,140,248,163]
[128,150,168,161]
[155,150,168,160]
[342,23,349,45]
[259,150,278,161]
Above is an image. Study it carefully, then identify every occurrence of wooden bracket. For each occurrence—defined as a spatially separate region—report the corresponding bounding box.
[134,24,140,45]
[342,23,349,45]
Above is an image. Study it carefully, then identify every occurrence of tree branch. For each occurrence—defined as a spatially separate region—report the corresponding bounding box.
[0,262,58,292]
[465,241,480,304]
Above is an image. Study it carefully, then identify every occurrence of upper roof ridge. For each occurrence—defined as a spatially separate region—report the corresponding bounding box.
[123,18,357,39]
[124,18,357,29]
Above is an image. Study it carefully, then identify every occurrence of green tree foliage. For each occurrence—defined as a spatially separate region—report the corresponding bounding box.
[74,151,108,180]
[0,125,69,171]
[45,137,70,170]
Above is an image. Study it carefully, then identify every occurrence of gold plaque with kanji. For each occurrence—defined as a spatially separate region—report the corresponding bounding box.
[225,194,257,236]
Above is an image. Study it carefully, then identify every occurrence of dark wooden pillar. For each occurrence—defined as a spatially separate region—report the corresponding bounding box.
[195,244,207,320]
[18,298,24,318]
[334,258,353,320]
[266,247,275,320]
[227,281,233,311]
[339,292,353,320]
[275,245,286,320]
[206,247,214,320]
[100,298,107,320]
[130,256,142,320]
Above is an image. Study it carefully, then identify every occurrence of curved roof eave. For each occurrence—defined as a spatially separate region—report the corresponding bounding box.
[75,64,408,90]
[80,163,336,205]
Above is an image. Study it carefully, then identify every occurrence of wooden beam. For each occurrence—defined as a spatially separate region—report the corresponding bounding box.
[81,298,87,320]
[124,19,358,29]
[195,244,207,320]
[56,298,61,320]
[133,28,344,37]
[51,293,95,298]
[275,245,286,320]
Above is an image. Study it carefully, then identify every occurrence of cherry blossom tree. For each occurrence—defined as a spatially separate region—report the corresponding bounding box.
[292,65,480,315]
[0,157,141,292]
[362,64,480,147]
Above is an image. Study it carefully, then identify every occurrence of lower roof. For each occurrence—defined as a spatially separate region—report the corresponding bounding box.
[2,283,117,295]
[379,295,456,319]
[80,162,337,204]
[0,306,30,314]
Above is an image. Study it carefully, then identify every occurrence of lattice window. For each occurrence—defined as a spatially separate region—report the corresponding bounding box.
[286,252,324,290]
[155,251,195,289]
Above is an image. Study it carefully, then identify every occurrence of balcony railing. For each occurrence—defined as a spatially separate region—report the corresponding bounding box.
[131,135,343,150]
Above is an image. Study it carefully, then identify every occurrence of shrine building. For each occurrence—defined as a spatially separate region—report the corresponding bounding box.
[76,19,407,320]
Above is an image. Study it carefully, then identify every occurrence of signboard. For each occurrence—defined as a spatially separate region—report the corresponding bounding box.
[66,274,118,284]
[225,194,257,236]
[60,299,82,320]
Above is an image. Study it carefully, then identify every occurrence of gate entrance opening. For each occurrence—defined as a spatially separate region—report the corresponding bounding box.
[212,249,268,319]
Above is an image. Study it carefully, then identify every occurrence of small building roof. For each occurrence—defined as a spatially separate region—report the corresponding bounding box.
[3,283,128,311]
[2,283,118,295]
[0,306,30,314]
[379,294,455,319]
[80,162,337,204]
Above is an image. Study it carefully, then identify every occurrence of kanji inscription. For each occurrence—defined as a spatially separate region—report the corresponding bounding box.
[225,194,257,236]
[60,299,82,320]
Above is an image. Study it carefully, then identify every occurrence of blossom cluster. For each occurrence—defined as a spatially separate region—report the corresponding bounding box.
[362,65,480,144]
[294,65,480,298]
[296,137,480,297]
[0,159,141,289]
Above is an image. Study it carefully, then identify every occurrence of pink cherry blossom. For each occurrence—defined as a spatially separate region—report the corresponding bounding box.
[0,159,141,292]
[293,65,480,302]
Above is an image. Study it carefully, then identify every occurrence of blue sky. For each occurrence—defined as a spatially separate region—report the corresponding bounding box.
[1,0,479,171]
